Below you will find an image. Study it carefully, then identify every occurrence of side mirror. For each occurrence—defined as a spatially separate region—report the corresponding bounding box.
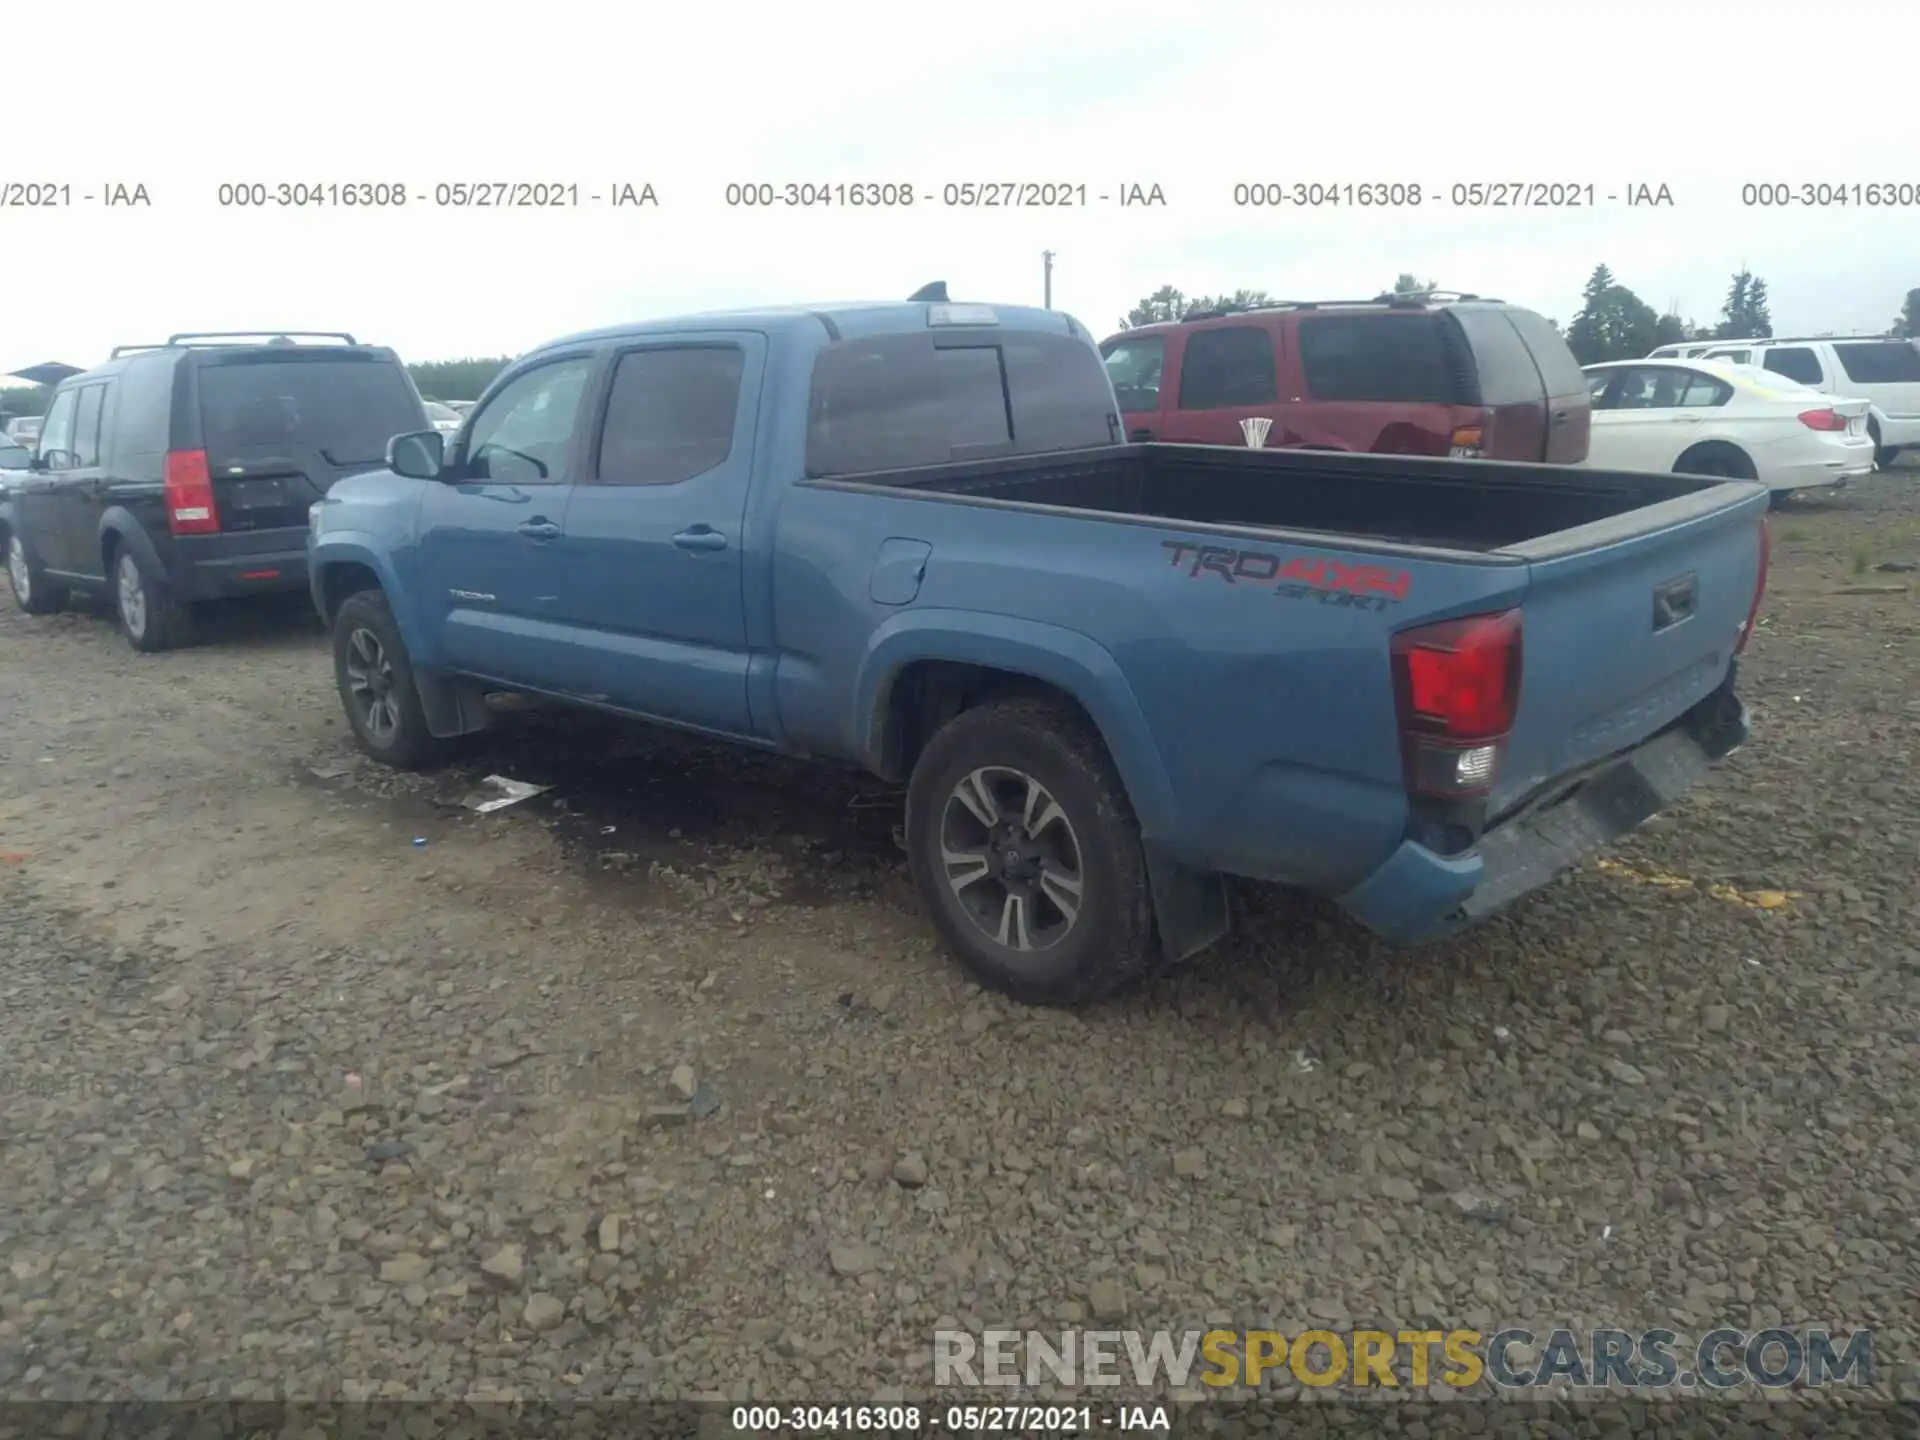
[386,429,446,480]
[37,449,76,472]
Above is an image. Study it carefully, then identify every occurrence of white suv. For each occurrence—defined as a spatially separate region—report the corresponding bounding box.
[1690,337,1920,467]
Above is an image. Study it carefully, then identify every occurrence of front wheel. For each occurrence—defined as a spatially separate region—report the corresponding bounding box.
[332,590,447,770]
[904,697,1156,1005]
[7,532,68,615]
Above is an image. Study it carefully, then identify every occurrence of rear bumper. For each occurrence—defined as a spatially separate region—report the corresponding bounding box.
[171,528,310,600]
[1766,453,1872,492]
[1337,674,1749,944]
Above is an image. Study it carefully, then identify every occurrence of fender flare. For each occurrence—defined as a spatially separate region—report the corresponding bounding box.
[309,535,490,740]
[309,535,431,660]
[98,507,168,585]
[852,607,1181,842]
[852,609,1227,963]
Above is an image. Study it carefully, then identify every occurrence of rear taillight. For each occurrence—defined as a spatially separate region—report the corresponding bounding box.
[164,450,219,535]
[1797,408,1846,432]
[1390,608,1522,797]
[1449,425,1484,459]
[1734,517,1769,655]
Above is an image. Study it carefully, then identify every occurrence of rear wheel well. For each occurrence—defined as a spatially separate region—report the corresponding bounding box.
[878,661,1105,783]
[1674,441,1755,480]
[317,562,383,624]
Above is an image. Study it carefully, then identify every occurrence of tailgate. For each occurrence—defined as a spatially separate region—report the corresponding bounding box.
[1491,483,1768,814]
[203,446,341,532]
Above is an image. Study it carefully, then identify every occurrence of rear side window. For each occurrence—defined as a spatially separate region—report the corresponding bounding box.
[1176,326,1276,409]
[1834,341,1920,383]
[1762,347,1824,385]
[807,330,1116,476]
[112,354,175,457]
[1446,308,1545,407]
[1704,348,1750,365]
[1297,315,1456,404]
[595,345,746,486]
[1502,309,1588,397]
[197,356,424,467]
[71,385,106,466]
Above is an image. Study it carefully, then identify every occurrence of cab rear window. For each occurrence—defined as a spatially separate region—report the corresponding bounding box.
[807,330,1116,476]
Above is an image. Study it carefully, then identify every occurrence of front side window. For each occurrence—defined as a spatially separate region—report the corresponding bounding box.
[464,357,596,485]
[1177,327,1276,409]
[1101,336,1166,413]
[595,345,746,486]
[1762,347,1825,386]
[35,387,78,469]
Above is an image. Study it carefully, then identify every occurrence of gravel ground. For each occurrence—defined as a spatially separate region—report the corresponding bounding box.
[1,471,1917,1423]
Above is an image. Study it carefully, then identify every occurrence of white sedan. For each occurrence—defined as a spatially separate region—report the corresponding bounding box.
[1582,358,1874,503]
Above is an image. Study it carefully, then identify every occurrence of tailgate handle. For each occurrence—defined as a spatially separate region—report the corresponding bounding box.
[1652,572,1699,632]
[1551,409,1569,426]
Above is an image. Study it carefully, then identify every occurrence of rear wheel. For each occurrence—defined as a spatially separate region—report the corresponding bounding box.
[333,589,447,770]
[6,532,68,615]
[1673,443,1756,481]
[904,697,1156,1006]
[112,543,192,652]
[1867,420,1900,469]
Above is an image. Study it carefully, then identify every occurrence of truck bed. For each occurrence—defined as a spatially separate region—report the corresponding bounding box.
[839,443,1718,554]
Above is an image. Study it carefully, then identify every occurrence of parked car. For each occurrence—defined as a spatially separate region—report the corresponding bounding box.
[1098,293,1591,464]
[5,416,43,446]
[3,331,427,650]
[422,400,464,436]
[0,434,31,476]
[1683,336,1920,467]
[310,293,1766,1006]
[1645,342,1722,360]
[1583,358,1874,505]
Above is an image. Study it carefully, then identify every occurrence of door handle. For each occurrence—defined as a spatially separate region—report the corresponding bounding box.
[672,527,728,552]
[517,519,561,541]
[1128,428,1155,442]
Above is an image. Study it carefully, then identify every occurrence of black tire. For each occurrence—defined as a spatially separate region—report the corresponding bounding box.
[332,589,448,771]
[1767,490,1796,512]
[6,530,68,615]
[904,697,1155,1005]
[1875,446,1901,470]
[110,541,192,652]
[1674,443,1756,481]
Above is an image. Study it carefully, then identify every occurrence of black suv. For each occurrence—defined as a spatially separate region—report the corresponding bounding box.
[2,332,427,651]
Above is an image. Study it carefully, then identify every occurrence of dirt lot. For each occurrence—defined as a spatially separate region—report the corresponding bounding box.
[2,471,1918,1415]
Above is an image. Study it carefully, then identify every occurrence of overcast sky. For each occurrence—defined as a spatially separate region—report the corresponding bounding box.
[5,0,1916,377]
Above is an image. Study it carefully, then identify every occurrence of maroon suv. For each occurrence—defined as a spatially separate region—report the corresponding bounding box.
[1099,293,1591,464]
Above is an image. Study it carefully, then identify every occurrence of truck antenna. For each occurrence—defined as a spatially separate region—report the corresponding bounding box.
[908,282,949,303]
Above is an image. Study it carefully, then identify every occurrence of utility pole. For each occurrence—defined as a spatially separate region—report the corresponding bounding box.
[1042,250,1055,309]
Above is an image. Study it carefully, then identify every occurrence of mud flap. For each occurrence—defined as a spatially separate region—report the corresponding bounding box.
[417,670,494,739]
[1145,842,1230,965]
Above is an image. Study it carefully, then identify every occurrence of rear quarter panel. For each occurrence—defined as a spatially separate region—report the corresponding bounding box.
[769,483,1527,892]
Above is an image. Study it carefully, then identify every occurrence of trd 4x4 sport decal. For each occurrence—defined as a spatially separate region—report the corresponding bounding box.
[1161,540,1411,611]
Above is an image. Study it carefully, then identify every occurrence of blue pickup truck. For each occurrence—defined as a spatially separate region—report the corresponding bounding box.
[308,294,1769,1005]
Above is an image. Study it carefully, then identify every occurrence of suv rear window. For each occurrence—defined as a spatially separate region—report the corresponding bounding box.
[1297,314,1456,404]
[1833,341,1920,384]
[1446,308,1544,406]
[197,355,423,466]
[807,330,1116,476]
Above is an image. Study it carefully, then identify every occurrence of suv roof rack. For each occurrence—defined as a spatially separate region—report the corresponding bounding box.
[1179,291,1500,323]
[166,331,359,346]
[111,332,362,359]
[1711,332,1902,347]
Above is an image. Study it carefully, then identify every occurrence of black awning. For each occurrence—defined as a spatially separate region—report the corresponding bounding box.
[7,362,84,386]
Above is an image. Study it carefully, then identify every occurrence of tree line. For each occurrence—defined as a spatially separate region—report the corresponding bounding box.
[1113,272,1920,367]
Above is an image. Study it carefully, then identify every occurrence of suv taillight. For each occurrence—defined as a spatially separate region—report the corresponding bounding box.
[1390,608,1522,797]
[1734,517,1769,655]
[1449,425,1484,459]
[164,450,219,535]
[1796,408,1846,432]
